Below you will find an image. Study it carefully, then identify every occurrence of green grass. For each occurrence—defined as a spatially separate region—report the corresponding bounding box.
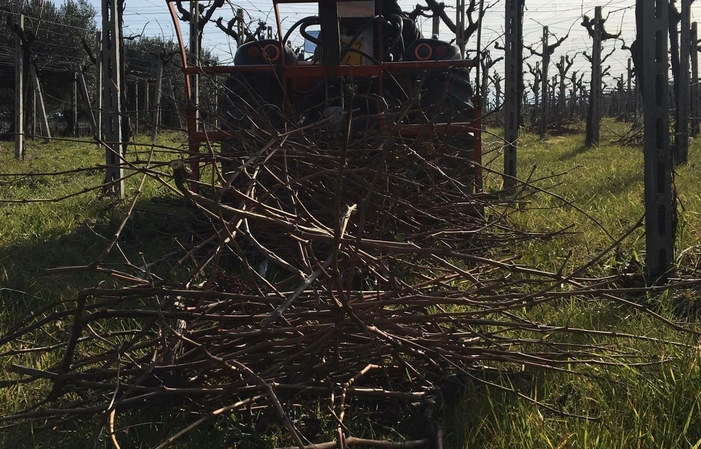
[0,135,195,449]
[482,120,701,274]
[0,133,192,291]
[454,120,701,448]
[1,122,701,448]
[444,291,701,448]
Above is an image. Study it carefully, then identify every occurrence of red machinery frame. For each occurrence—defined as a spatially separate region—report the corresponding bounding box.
[167,0,482,191]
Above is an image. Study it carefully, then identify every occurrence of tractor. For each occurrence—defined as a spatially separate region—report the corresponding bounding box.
[168,0,482,192]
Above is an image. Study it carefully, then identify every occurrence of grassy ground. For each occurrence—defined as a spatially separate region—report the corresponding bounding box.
[0,134,188,296]
[1,121,701,448]
[457,120,701,448]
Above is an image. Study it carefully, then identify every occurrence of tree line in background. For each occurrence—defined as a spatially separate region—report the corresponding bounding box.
[1,0,95,131]
[3,0,698,156]
[1,0,219,139]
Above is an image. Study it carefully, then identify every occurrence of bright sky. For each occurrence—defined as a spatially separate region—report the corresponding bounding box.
[46,0,701,94]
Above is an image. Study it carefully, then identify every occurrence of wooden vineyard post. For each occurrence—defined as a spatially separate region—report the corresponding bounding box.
[503,0,523,189]
[102,0,124,197]
[676,0,693,163]
[540,26,548,140]
[134,81,140,135]
[549,75,556,113]
[77,70,98,139]
[692,22,699,136]
[642,0,674,281]
[634,65,641,121]
[189,0,200,128]
[617,75,624,117]
[144,79,150,135]
[29,64,50,142]
[188,0,201,187]
[585,6,602,147]
[151,55,164,145]
[73,71,79,137]
[96,31,103,146]
[31,84,36,138]
[627,58,633,121]
[15,14,25,159]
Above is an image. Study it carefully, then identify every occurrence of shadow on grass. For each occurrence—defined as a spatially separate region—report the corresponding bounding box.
[585,168,643,199]
[0,196,205,448]
[0,231,105,313]
[557,142,589,161]
[0,405,265,449]
[0,196,193,331]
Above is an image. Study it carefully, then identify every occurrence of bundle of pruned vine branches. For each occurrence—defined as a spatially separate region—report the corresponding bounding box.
[1,105,699,449]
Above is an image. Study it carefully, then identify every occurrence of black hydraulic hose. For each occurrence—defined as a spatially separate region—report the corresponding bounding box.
[343,47,381,65]
[282,16,320,47]
[382,15,404,61]
[300,20,322,44]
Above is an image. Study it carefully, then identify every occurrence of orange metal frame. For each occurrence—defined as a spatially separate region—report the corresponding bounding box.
[167,0,482,191]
